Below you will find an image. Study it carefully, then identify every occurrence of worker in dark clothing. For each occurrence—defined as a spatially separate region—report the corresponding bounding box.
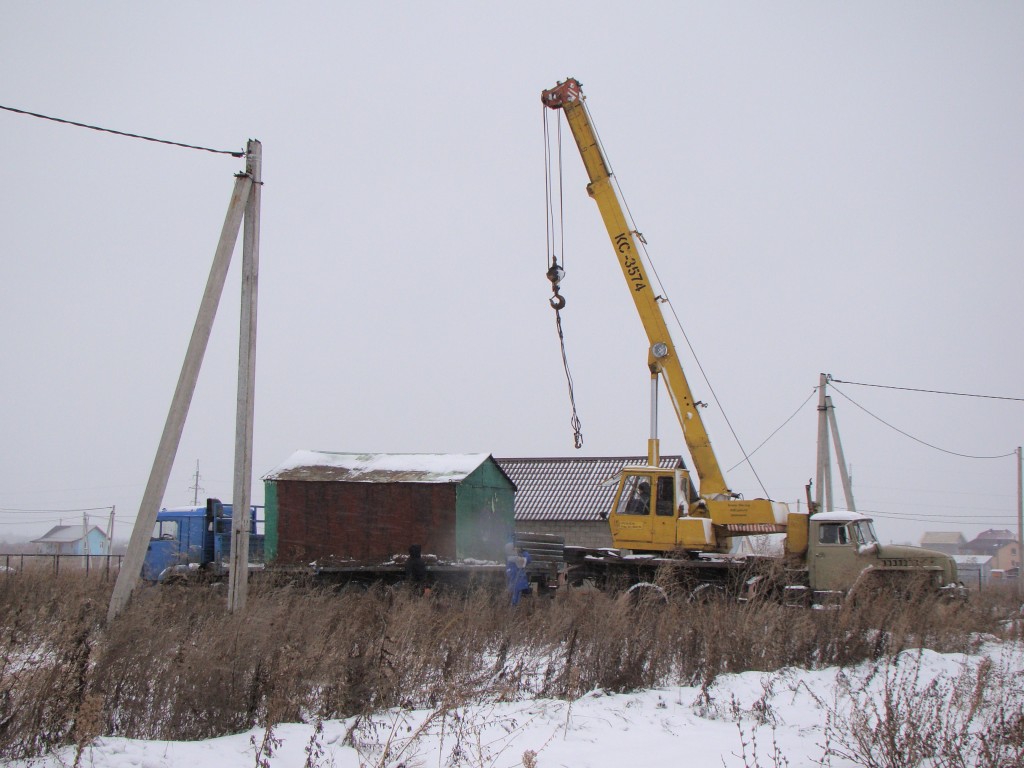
[406,544,430,596]
[504,542,531,606]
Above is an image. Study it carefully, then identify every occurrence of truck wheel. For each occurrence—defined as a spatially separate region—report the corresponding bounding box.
[623,582,669,605]
[688,583,726,603]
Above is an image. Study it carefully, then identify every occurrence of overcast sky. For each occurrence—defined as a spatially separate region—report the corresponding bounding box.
[2,2,1022,547]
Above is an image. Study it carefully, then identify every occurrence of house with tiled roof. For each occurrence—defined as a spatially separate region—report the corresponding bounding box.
[961,529,1020,574]
[496,455,685,548]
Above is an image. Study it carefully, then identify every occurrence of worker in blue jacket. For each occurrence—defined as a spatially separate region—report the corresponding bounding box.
[504,542,531,606]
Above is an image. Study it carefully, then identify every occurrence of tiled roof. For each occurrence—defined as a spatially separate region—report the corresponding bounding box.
[962,538,1017,556]
[495,456,684,522]
[973,529,1016,541]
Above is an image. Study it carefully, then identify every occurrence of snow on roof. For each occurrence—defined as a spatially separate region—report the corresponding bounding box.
[809,511,868,523]
[263,450,494,484]
[31,525,108,544]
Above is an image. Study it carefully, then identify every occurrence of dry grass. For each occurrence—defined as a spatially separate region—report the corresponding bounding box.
[0,570,1020,760]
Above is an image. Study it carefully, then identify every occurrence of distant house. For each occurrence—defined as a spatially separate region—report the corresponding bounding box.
[32,525,110,556]
[496,455,685,549]
[920,531,966,556]
[961,529,1020,574]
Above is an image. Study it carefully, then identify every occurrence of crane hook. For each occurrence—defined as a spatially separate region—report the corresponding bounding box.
[547,257,566,311]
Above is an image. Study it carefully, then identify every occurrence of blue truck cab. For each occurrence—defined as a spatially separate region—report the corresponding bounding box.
[143,498,265,581]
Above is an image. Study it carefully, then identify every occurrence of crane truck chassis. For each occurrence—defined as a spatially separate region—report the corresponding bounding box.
[144,498,961,605]
[563,510,962,604]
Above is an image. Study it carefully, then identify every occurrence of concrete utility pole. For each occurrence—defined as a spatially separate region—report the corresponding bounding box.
[1017,446,1022,599]
[82,511,89,569]
[825,396,856,512]
[107,163,255,624]
[227,140,261,613]
[814,374,856,513]
[815,373,830,512]
[106,506,115,556]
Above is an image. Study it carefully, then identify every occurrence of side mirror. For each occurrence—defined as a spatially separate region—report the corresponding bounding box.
[206,498,224,523]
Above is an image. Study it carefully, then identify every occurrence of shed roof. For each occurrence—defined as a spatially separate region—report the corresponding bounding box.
[32,525,108,544]
[920,532,966,546]
[263,450,500,484]
[495,456,684,522]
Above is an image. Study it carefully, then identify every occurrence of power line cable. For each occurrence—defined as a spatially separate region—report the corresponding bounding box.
[828,383,1015,460]
[1,517,71,526]
[798,503,1016,525]
[0,104,244,157]
[0,505,113,513]
[860,507,1018,521]
[727,388,818,472]
[582,98,771,497]
[830,377,1024,403]
[865,511,1017,525]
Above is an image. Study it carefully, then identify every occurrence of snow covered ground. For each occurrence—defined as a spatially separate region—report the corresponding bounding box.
[8,643,1023,768]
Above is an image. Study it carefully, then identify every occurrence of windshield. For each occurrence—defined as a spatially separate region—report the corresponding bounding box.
[853,520,878,546]
[151,519,179,541]
[616,474,651,516]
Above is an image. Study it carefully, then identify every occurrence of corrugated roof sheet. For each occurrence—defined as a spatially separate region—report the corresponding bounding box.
[495,456,684,522]
[263,450,494,484]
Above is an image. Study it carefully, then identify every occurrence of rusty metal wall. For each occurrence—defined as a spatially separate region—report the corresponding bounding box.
[272,480,458,565]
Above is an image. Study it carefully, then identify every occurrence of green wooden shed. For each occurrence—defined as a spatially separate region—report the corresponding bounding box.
[262,451,516,565]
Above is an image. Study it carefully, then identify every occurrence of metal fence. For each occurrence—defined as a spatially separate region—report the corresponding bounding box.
[0,553,123,578]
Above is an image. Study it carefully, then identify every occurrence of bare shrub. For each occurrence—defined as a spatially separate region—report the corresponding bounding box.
[0,570,107,758]
[0,568,1019,760]
[822,647,1024,768]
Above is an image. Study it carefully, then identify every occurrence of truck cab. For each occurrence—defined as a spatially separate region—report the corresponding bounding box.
[143,498,264,581]
[804,511,960,599]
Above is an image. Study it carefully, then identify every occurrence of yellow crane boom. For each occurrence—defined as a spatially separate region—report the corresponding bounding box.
[543,78,790,553]
[542,78,731,497]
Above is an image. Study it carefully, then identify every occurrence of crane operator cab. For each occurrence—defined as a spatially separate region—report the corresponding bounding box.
[609,466,795,556]
[609,467,720,553]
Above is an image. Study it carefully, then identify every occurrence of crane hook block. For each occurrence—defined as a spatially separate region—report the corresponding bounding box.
[546,258,567,311]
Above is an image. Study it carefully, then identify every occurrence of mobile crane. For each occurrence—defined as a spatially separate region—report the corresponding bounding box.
[542,78,961,600]
[541,77,799,558]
